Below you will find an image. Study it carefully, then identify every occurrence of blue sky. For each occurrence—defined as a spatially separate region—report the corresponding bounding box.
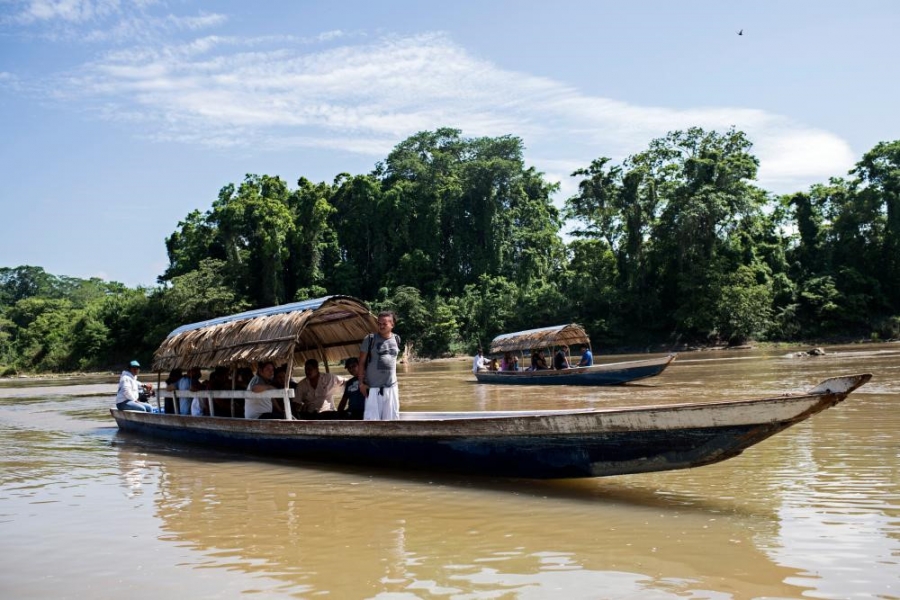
[1,0,898,288]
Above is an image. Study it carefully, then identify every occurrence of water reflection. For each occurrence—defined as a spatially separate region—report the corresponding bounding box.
[137,442,805,598]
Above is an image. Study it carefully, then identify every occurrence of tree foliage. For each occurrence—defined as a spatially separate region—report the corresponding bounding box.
[4,129,900,373]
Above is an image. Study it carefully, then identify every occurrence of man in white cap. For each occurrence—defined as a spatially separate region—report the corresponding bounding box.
[115,360,153,412]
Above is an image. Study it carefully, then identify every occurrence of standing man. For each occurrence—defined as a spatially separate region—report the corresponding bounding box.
[358,311,401,421]
[115,360,153,412]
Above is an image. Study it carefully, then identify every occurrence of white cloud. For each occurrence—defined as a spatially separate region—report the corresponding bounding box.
[3,0,226,43]
[21,29,855,192]
[13,0,120,24]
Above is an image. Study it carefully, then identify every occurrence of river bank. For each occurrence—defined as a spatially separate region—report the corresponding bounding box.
[4,337,895,382]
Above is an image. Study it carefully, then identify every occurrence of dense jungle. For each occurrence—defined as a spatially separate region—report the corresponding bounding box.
[2,127,899,375]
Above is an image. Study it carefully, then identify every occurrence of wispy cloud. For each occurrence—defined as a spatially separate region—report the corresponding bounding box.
[5,14,855,192]
[10,0,120,24]
[2,0,226,43]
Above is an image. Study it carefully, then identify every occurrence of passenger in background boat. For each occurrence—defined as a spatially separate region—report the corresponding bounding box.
[338,357,366,420]
[115,360,153,412]
[508,355,519,371]
[245,361,284,419]
[295,358,345,417]
[554,346,571,370]
[472,348,487,373]
[501,352,514,371]
[359,310,401,421]
[530,350,549,371]
[578,346,593,367]
[488,357,500,371]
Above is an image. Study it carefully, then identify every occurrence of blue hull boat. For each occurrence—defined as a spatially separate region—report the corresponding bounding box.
[474,355,675,386]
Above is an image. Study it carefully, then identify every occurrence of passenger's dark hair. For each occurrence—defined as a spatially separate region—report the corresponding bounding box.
[304,358,319,369]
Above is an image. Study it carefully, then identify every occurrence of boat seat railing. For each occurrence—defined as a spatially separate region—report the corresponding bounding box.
[158,389,295,418]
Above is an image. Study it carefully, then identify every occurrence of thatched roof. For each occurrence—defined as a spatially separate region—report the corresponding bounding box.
[489,324,590,354]
[152,296,376,371]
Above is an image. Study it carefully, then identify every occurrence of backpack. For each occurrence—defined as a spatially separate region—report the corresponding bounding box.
[365,333,401,367]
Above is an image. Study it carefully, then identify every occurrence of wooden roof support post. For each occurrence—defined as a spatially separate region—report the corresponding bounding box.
[283,352,295,420]
[230,368,237,418]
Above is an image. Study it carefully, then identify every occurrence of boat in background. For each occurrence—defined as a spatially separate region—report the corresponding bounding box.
[475,324,675,385]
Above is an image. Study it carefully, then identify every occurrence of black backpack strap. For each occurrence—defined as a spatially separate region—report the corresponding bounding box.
[365,333,375,367]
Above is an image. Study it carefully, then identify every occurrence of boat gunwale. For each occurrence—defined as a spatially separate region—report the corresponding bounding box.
[111,373,872,435]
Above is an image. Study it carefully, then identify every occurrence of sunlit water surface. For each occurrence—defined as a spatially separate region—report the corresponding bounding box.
[1,345,898,599]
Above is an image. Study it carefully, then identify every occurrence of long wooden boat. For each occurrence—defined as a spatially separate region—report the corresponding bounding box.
[113,373,871,478]
[474,354,676,385]
[476,324,675,385]
[113,296,871,478]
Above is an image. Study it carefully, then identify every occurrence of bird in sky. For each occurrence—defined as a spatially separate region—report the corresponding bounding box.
[737,29,743,35]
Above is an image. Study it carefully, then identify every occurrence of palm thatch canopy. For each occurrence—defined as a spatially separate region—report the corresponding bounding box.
[489,324,591,354]
[152,296,376,372]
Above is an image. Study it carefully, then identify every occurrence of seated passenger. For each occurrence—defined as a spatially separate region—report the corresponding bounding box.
[578,346,594,367]
[175,369,194,415]
[165,368,183,391]
[163,368,182,413]
[295,358,345,418]
[235,367,254,391]
[530,350,549,371]
[244,361,283,419]
[208,366,232,416]
[188,367,209,416]
[472,348,487,373]
[554,346,571,370]
[115,360,153,412]
[274,365,298,390]
[338,357,366,419]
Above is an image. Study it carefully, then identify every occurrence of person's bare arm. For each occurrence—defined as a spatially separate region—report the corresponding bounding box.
[357,348,369,395]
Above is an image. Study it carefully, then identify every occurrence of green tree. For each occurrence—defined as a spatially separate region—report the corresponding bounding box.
[852,140,900,307]
[161,258,249,324]
[0,266,57,305]
[379,129,564,295]
[456,275,521,350]
[647,127,765,338]
[210,174,295,307]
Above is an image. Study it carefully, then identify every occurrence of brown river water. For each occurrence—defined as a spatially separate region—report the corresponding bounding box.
[1,345,898,599]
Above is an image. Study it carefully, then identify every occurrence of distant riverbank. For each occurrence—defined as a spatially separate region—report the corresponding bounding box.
[4,337,895,382]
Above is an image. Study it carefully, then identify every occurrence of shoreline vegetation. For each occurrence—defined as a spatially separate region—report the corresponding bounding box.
[2,128,899,377]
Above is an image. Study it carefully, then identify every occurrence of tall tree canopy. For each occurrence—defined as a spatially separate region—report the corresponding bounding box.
[4,129,900,373]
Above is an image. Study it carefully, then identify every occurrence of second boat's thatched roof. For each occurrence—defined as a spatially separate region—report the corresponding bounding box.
[489,324,590,354]
[152,295,376,371]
